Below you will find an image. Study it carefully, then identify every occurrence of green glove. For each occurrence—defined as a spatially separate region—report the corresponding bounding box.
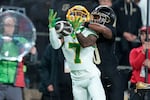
[48,9,60,28]
[68,18,84,34]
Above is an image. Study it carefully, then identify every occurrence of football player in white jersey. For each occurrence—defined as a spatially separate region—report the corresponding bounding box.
[48,5,106,100]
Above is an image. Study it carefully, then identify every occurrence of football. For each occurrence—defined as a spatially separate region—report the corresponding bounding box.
[55,21,73,36]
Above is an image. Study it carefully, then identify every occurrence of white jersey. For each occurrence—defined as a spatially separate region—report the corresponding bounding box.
[62,27,97,71]
[49,25,106,100]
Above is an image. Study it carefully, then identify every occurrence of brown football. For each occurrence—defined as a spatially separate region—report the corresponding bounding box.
[55,21,73,36]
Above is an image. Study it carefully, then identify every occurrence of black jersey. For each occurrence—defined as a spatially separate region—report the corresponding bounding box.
[96,25,118,77]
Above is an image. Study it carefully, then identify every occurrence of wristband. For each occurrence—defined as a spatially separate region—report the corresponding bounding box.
[76,29,81,34]
[75,26,84,34]
[84,22,90,28]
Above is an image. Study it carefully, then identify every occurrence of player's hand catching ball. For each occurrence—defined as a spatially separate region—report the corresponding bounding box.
[48,9,60,28]
[68,18,84,34]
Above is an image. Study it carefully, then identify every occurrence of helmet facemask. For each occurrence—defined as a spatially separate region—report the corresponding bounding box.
[91,11,111,25]
[91,5,116,26]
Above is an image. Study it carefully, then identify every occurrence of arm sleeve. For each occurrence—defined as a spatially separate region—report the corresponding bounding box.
[105,24,116,41]
[49,28,62,49]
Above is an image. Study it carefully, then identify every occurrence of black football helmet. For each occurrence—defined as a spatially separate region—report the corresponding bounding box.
[91,5,116,26]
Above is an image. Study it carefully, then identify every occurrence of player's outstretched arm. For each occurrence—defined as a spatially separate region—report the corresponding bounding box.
[85,22,113,39]
[48,9,62,49]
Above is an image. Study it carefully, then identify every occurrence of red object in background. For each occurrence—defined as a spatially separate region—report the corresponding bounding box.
[140,26,150,34]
